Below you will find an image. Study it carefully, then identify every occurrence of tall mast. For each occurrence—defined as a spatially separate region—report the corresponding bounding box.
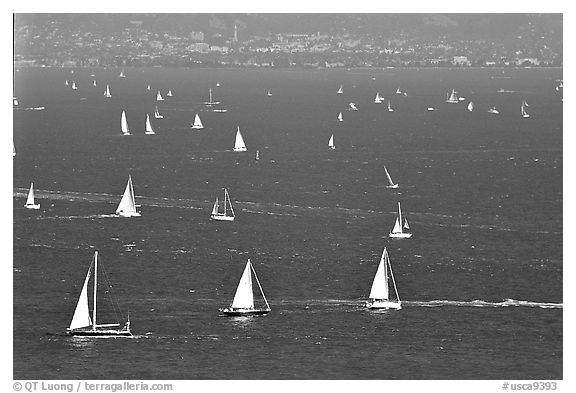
[223,189,227,216]
[92,251,98,330]
[397,202,403,233]
[387,250,401,302]
[129,175,135,208]
[250,260,270,310]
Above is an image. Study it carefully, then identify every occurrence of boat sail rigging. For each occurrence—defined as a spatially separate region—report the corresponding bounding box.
[384,166,398,188]
[233,126,247,152]
[387,100,394,112]
[374,92,383,104]
[156,91,164,101]
[467,102,475,112]
[488,106,500,115]
[115,175,141,217]
[24,182,40,209]
[211,188,235,221]
[220,259,271,316]
[445,89,459,103]
[119,69,126,78]
[204,88,220,105]
[328,134,335,150]
[365,247,402,310]
[337,112,343,122]
[67,251,132,337]
[337,85,343,94]
[389,202,412,238]
[71,81,78,90]
[145,114,155,135]
[167,90,173,97]
[103,84,112,98]
[191,114,204,129]
[521,100,530,118]
[120,110,131,135]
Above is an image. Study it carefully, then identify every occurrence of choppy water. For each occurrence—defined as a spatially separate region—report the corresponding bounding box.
[13,67,562,379]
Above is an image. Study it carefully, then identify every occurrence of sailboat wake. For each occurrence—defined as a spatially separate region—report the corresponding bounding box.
[406,299,562,309]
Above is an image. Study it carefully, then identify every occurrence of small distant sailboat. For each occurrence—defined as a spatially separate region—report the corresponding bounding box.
[156,91,164,101]
[216,81,221,87]
[115,175,141,217]
[337,112,343,122]
[146,84,151,91]
[267,90,272,97]
[145,114,156,135]
[13,142,16,157]
[65,80,69,86]
[67,251,132,337]
[349,102,358,111]
[255,150,260,162]
[92,79,97,87]
[154,106,163,119]
[488,106,500,115]
[445,89,459,104]
[204,88,220,105]
[328,134,335,150]
[167,90,173,97]
[467,102,474,112]
[387,100,394,112]
[119,69,126,78]
[374,92,383,104]
[13,97,18,106]
[191,113,204,129]
[427,107,436,111]
[24,182,40,209]
[210,188,235,221]
[120,110,131,136]
[337,85,343,94]
[384,166,398,188]
[219,259,271,316]
[395,87,402,95]
[71,81,78,90]
[234,126,247,152]
[389,202,412,238]
[521,100,530,118]
[365,247,402,310]
[103,84,112,98]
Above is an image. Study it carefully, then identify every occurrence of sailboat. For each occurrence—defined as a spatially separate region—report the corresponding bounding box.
[387,100,394,112]
[216,81,221,87]
[374,92,383,104]
[349,102,358,111]
[521,100,530,118]
[71,81,78,90]
[156,91,164,101]
[445,89,459,103]
[154,106,163,119]
[204,88,220,105]
[233,126,247,152]
[119,69,126,78]
[67,251,132,337]
[120,110,131,135]
[167,90,173,97]
[13,142,16,157]
[328,134,335,150]
[24,182,40,209]
[267,90,272,97]
[384,166,398,188]
[104,84,112,98]
[337,85,343,94]
[467,102,475,112]
[255,150,260,162]
[337,112,343,122]
[115,175,141,217]
[210,188,235,221]
[146,84,151,91]
[190,114,204,129]
[13,97,18,106]
[488,106,499,115]
[365,248,402,310]
[219,259,271,316]
[65,80,69,86]
[92,79,97,87]
[389,202,412,238]
[145,114,155,135]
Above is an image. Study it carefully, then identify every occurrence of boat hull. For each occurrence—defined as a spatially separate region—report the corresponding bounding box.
[220,307,270,316]
[191,125,203,129]
[211,214,234,221]
[386,184,399,189]
[117,211,141,218]
[145,131,155,135]
[233,148,247,152]
[67,329,132,337]
[366,300,402,310]
[25,204,41,209]
[389,232,412,239]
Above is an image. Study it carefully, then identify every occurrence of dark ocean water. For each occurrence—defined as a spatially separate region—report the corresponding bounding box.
[13,67,562,379]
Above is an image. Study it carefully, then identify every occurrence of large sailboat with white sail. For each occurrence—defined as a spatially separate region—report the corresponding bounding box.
[24,182,40,209]
[365,247,402,310]
[103,84,112,98]
[389,202,412,238]
[219,259,271,316]
[67,251,132,337]
[115,175,141,217]
[191,114,204,129]
[145,114,155,135]
[233,127,247,152]
[210,188,235,221]
[120,110,131,135]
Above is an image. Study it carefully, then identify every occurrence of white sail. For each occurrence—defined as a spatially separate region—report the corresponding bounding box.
[390,202,411,238]
[374,92,383,103]
[71,81,77,90]
[115,175,139,217]
[338,112,343,122]
[328,134,335,149]
[119,69,126,78]
[392,217,402,233]
[396,87,402,95]
[234,127,247,152]
[156,91,164,101]
[69,263,93,330]
[93,80,97,87]
[145,114,155,135]
[211,198,219,216]
[211,189,235,220]
[104,85,111,97]
[191,114,203,129]
[349,102,358,110]
[521,101,530,118]
[267,90,272,97]
[467,102,474,112]
[25,183,37,207]
[167,90,173,97]
[369,248,390,300]
[147,84,151,91]
[446,89,458,103]
[337,85,343,94]
[121,110,130,135]
[154,106,163,119]
[231,261,255,309]
[65,80,69,86]
[384,166,398,188]
[387,100,394,112]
